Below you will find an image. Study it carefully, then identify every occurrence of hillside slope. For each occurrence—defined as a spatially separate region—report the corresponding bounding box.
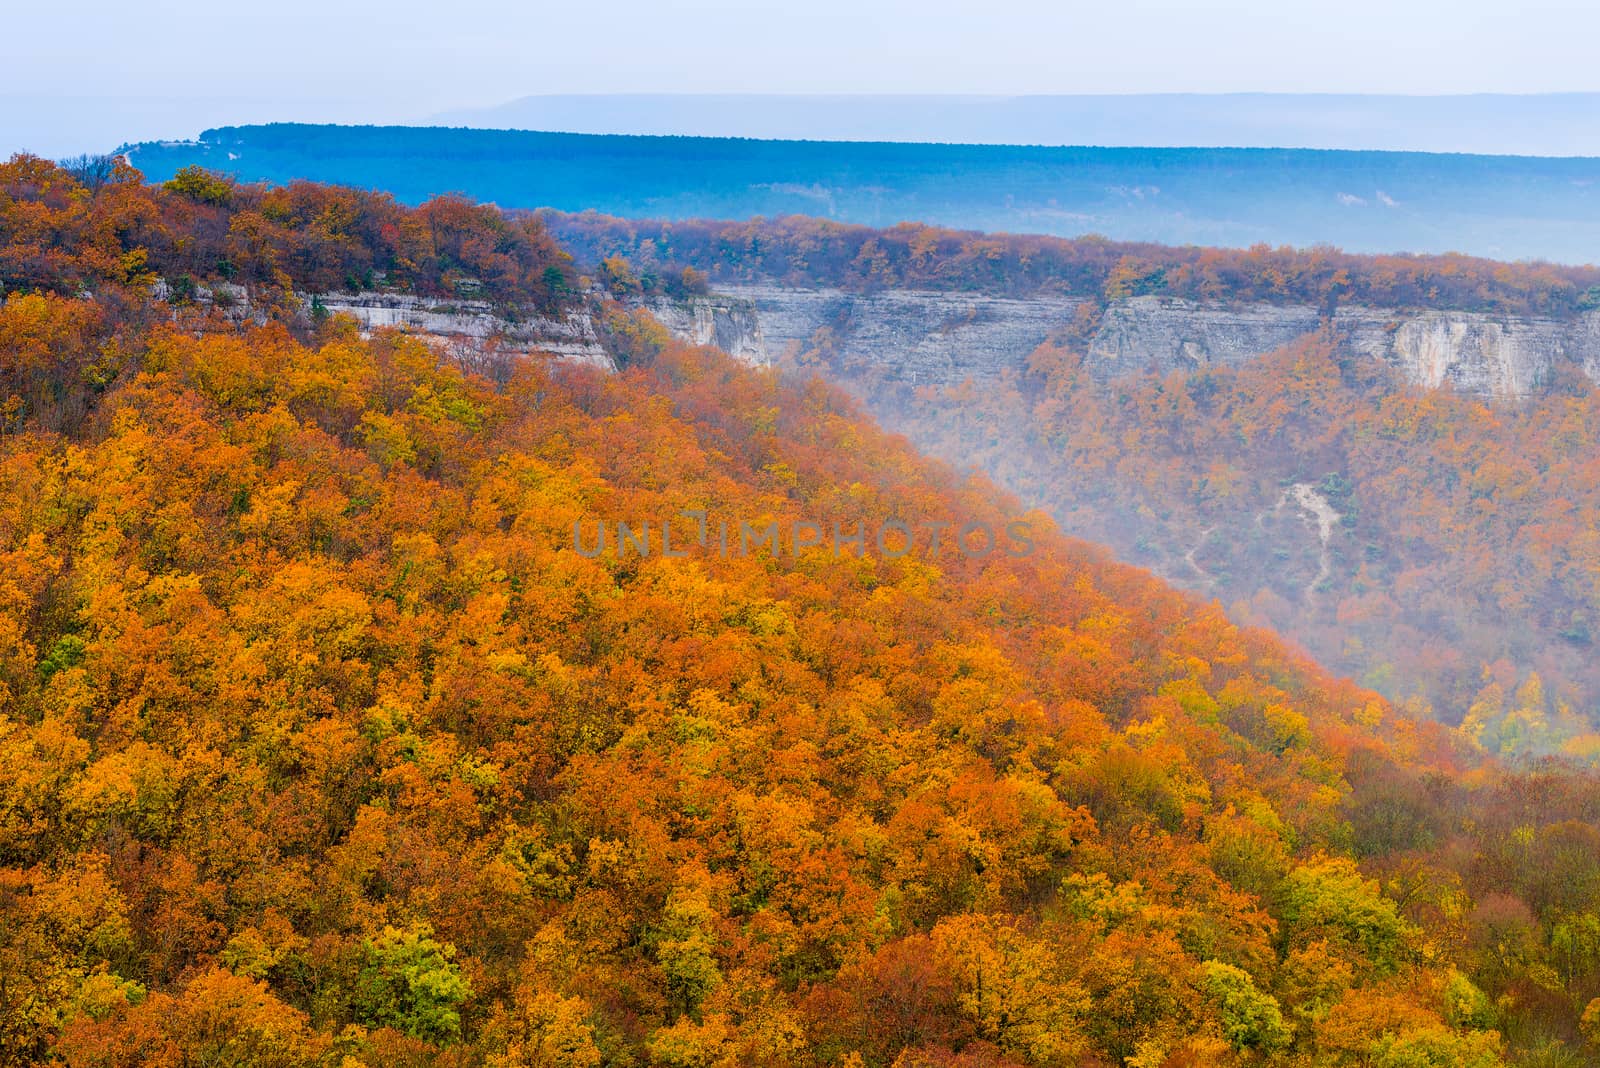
[890,333,1600,755]
[5,159,1600,1066]
[549,213,1600,758]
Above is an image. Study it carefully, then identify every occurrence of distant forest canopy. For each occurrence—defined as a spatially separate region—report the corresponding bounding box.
[118,123,1600,264]
[26,145,1600,322]
[0,154,577,311]
[545,212,1600,317]
[431,92,1600,156]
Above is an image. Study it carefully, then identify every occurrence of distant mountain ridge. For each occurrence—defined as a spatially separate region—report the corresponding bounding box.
[435,93,1600,156]
[122,124,1600,263]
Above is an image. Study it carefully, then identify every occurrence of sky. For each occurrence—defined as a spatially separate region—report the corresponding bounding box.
[4,0,1599,157]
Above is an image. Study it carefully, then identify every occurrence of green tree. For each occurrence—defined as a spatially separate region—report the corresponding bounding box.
[655,885,722,1019]
[352,924,473,1044]
[1195,960,1292,1053]
[162,165,233,206]
[1277,857,1414,974]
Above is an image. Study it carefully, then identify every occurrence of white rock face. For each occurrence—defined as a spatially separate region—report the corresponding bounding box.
[1575,312,1600,385]
[650,287,1600,400]
[188,281,1599,402]
[156,282,616,371]
[1337,308,1582,399]
[676,284,1090,385]
[1089,297,1324,374]
[315,292,613,369]
[1085,296,1600,399]
[638,295,768,365]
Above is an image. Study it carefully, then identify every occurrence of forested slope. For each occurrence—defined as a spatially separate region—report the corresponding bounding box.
[544,211,1600,316]
[888,333,1600,758]
[4,158,1600,1067]
[551,211,1600,761]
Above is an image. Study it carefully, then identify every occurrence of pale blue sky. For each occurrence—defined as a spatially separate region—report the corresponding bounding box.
[4,0,1598,156]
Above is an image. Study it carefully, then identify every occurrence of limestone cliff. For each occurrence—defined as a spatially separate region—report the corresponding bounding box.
[312,292,613,369]
[1092,296,1600,399]
[1087,297,1324,377]
[156,281,615,371]
[1342,309,1576,398]
[638,294,768,365]
[183,276,1600,402]
[645,286,1600,401]
[659,284,1088,386]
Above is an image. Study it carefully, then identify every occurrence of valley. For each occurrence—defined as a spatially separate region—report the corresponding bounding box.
[533,217,1600,752]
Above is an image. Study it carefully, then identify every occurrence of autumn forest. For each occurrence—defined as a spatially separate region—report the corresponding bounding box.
[548,211,1600,766]
[4,155,1600,1068]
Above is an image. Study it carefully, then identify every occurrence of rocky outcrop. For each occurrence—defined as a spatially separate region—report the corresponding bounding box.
[1088,298,1325,375]
[181,276,1599,402]
[638,294,768,365]
[663,284,1089,385]
[154,281,615,370]
[314,292,613,369]
[1341,309,1572,398]
[655,286,1600,401]
[1088,295,1600,399]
